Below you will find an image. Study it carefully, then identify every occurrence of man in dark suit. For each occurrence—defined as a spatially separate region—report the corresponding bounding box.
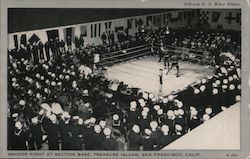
[128,124,142,150]
[101,128,118,150]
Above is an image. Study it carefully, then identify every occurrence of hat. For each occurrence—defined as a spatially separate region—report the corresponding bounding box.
[228,76,233,82]
[150,121,158,129]
[141,110,148,117]
[61,111,71,119]
[143,107,150,113]
[132,124,140,133]
[233,74,238,79]
[157,109,163,115]
[19,100,25,106]
[84,119,91,125]
[51,103,63,115]
[167,110,174,117]
[73,116,80,120]
[194,89,200,94]
[49,114,57,122]
[200,85,206,92]
[168,95,174,101]
[15,121,23,129]
[99,120,107,129]
[178,109,184,115]
[201,79,207,84]
[142,92,148,99]
[31,116,38,124]
[83,89,88,94]
[174,110,179,116]
[94,125,102,133]
[177,101,183,108]
[41,103,51,111]
[229,84,235,90]
[238,85,241,90]
[112,114,119,120]
[153,105,160,111]
[12,113,18,118]
[190,106,196,111]
[36,93,41,99]
[212,88,218,95]
[207,75,213,79]
[103,128,112,136]
[215,80,221,85]
[191,109,198,116]
[203,114,210,121]
[205,108,212,115]
[144,129,152,135]
[163,98,168,104]
[85,103,90,107]
[175,124,182,131]
[222,85,228,89]
[149,93,154,99]
[138,99,144,104]
[212,83,218,87]
[90,117,96,124]
[223,79,228,84]
[161,125,169,133]
[140,102,146,107]
[235,95,240,102]
[78,118,84,125]
[51,81,56,86]
[197,80,201,84]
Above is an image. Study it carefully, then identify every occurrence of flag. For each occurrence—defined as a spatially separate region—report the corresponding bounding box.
[199,11,209,23]
[28,34,40,45]
[212,12,221,22]
[225,12,236,24]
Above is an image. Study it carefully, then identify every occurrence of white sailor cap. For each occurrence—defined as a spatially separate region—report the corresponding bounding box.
[90,117,96,124]
[19,100,26,106]
[150,121,158,129]
[233,74,238,79]
[84,119,91,125]
[31,116,38,124]
[85,103,90,107]
[207,75,213,79]
[149,93,154,99]
[201,79,207,84]
[235,95,240,102]
[238,85,241,90]
[229,84,235,90]
[103,128,112,136]
[143,107,150,113]
[15,121,23,129]
[138,98,144,104]
[212,88,218,95]
[203,114,210,121]
[144,128,152,135]
[57,82,62,86]
[215,80,221,85]
[223,79,228,84]
[151,97,157,102]
[40,76,44,80]
[228,76,233,82]
[191,109,198,116]
[112,114,119,120]
[205,108,212,115]
[132,124,140,133]
[194,89,200,94]
[130,101,137,108]
[163,98,168,104]
[161,125,169,133]
[61,111,71,119]
[175,124,182,131]
[157,109,163,115]
[142,92,148,99]
[168,95,174,101]
[49,114,57,122]
[200,85,206,92]
[94,125,102,133]
[174,110,179,116]
[212,83,218,87]
[153,105,160,111]
[167,110,174,117]
[197,80,201,84]
[99,120,107,129]
[141,110,148,117]
[51,73,56,78]
[35,73,41,78]
[178,109,184,115]
[78,118,84,125]
[12,113,18,118]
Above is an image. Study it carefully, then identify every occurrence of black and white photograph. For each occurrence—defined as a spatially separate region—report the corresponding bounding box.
[6,7,242,151]
[0,0,249,157]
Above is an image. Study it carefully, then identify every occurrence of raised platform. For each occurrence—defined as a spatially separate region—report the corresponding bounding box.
[105,56,215,96]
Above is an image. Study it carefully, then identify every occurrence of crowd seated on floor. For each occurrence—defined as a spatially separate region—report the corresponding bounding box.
[8,25,241,150]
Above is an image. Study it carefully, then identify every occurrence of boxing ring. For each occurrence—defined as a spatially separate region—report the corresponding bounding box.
[99,43,215,96]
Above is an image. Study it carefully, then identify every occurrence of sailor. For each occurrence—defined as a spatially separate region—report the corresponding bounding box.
[128,124,142,150]
[101,128,119,150]
[91,125,105,150]
[157,125,172,149]
[142,129,154,150]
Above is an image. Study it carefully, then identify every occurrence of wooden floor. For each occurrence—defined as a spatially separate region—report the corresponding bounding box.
[105,55,215,96]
